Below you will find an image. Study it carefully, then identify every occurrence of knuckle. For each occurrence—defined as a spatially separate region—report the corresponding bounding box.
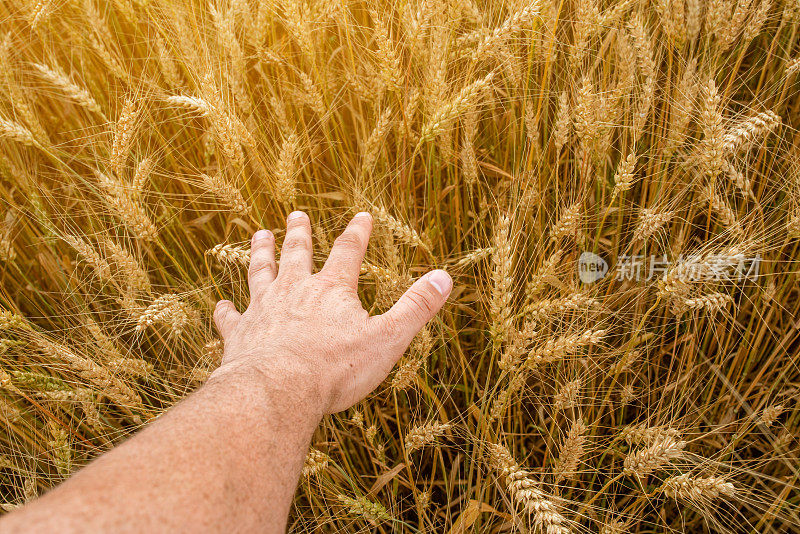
[287,214,308,226]
[334,231,363,250]
[349,218,372,234]
[251,241,273,254]
[315,271,347,287]
[249,260,275,279]
[250,248,274,263]
[380,315,404,339]
[276,258,308,279]
[251,233,274,249]
[250,249,275,268]
[286,219,310,233]
[213,304,230,325]
[405,288,437,319]
[282,236,310,252]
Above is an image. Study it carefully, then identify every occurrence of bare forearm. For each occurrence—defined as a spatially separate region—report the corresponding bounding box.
[1,361,321,533]
[2,212,450,532]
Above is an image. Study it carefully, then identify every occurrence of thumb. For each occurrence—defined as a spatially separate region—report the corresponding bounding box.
[213,300,241,339]
[372,269,452,352]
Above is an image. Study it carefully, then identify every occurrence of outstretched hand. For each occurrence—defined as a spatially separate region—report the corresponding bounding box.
[211,211,452,414]
[0,210,450,533]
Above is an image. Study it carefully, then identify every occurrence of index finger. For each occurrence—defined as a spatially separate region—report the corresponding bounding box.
[318,212,372,288]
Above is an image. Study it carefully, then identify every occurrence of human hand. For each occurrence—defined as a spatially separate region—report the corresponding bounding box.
[210,211,452,415]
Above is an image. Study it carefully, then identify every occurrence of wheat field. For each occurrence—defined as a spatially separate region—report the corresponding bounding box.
[0,0,798,531]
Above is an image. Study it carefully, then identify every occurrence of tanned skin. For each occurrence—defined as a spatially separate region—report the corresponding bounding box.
[0,211,452,533]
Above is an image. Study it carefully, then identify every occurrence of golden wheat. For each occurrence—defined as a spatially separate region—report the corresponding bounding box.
[0,0,798,530]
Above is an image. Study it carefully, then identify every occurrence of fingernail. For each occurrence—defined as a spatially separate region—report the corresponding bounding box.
[287,211,305,221]
[354,211,371,219]
[427,270,452,297]
[253,229,272,242]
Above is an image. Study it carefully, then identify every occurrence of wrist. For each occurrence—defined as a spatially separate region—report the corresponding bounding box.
[207,356,326,426]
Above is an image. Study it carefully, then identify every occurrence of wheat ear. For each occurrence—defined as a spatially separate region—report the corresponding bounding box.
[662,474,736,501]
[337,494,391,525]
[487,443,570,533]
[202,173,250,216]
[623,436,686,477]
[207,244,251,267]
[0,118,37,146]
[404,421,451,453]
[490,215,514,344]
[554,419,588,482]
[32,62,103,116]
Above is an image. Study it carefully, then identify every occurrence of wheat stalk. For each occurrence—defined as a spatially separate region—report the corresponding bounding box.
[302,448,330,477]
[526,329,606,369]
[611,153,637,197]
[96,171,158,241]
[487,443,570,533]
[466,1,541,61]
[554,419,587,482]
[129,159,153,198]
[111,98,139,176]
[553,379,581,411]
[404,421,450,453]
[166,95,213,115]
[373,206,427,249]
[104,239,151,294]
[700,78,726,178]
[155,37,183,89]
[703,183,744,237]
[722,110,781,153]
[553,90,570,153]
[35,337,142,410]
[135,294,196,338]
[0,118,37,146]
[360,108,393,177]
[526,293,599,322]
[392,327,432,390]
[633,208,673,242]
[32,63,103,116]
[489,371,527,422]
[490,215,514,344]
[274,133,301,204]
[620,425,681,445]
[202,173,250,216]
[623,436,686,477]
[549,203,581,242]
[419,72,495,145]
[787,56,800,76]
[63,235,111,280]
[526,249,563,298]
[662,474,736,501]
[759,404,784,426]
[207,244,250,266]
[337,494,392,525]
